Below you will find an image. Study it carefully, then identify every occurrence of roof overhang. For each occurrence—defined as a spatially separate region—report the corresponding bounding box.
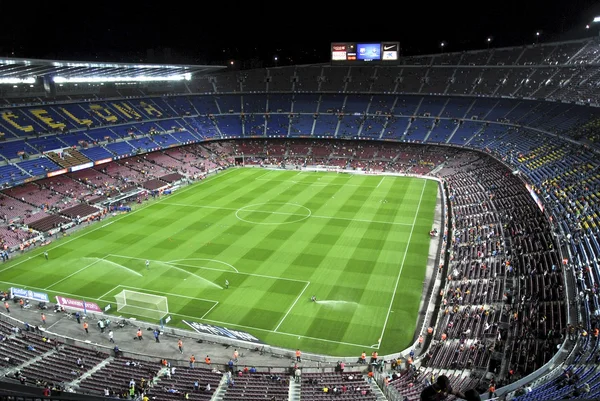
[0,57,226,83]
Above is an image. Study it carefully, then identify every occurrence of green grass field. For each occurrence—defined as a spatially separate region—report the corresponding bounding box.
[0,168,438,356]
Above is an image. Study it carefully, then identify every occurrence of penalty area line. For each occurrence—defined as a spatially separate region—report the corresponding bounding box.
[117,285,219,305]
[0,278,371,349]
[198,316,373,349]
[98,285,122,301]
[200,302,219,319]
[45,258,104,290]
[273,281,310,332]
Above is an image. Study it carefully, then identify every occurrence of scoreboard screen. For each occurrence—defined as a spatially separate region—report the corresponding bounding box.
[331,42,399,64]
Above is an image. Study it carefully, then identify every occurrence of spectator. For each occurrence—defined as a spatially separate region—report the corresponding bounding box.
[420,375,466,401]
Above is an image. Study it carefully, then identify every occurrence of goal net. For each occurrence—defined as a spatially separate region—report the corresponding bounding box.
[114,290,168,321]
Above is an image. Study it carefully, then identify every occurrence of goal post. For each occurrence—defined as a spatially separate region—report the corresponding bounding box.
[114,289,168,321]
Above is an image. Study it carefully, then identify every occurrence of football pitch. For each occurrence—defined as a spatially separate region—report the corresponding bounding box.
[0,168,439,356]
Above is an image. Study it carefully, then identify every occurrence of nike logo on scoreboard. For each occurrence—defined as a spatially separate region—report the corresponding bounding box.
[383,44,397,51]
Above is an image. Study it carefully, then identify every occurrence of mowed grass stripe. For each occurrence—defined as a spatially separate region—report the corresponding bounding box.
[271,175,421,348]
[337,178,424,347]
[379,179,439,349]
[0,168,438,356]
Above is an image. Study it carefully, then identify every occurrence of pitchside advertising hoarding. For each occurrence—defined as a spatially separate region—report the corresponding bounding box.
[55,296,102,313]
[10,287,49,303]
[331,42,400,64]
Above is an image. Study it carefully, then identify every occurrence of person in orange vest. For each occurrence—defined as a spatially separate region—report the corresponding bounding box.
[295,349,302,362]
[441,332,447,341]
[178,339,183,354]
[4,301,9,313]
[371,351,378,363]
[360,351,367,364]
[205,355,211,365]
[233,349,239,362]
[427,327,434,336]
[488,383,496,398]
[41,313,46,325]
[189,354,196,368]
[136,328,143,341]
[417,335,424,348]
[19,299,24,309]
[83,321,89,334]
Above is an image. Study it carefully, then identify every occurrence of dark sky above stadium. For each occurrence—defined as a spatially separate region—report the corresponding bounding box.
[2,0,600,67]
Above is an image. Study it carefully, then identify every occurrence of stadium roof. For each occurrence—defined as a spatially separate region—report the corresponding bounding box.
[0,57,227,84]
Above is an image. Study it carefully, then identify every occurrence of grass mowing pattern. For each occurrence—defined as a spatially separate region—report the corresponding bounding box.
[0,168,438,356]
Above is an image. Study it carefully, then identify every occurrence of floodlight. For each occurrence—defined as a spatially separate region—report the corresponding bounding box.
[0,77,36,85]
[53,75,189,83]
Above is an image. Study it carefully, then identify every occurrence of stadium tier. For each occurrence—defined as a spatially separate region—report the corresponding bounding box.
[0,38,600,401]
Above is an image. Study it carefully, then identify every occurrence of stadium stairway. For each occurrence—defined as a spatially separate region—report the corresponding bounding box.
[5,339,58,376]
[69,357,114,389]
[429,162,446,175]
[365,374,387,400]
[211,373,230,400]
[289,376,300,401]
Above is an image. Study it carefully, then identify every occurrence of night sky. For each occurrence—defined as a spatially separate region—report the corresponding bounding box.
[1,0,599,67]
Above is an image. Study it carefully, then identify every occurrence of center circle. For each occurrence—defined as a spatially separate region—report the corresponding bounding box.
[235,202,312,225]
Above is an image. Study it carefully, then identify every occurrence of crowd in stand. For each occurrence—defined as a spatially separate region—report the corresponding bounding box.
[0,131,598,400]
[1,37,600,399]
[0,141,234,252]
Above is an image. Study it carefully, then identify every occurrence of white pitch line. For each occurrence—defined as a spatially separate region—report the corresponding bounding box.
[162,202,413,226]
[54,280,358,346]
[45,258,104,290]
[199,316,372,348]
[273,281,310,332]
[105,255,223,289]
[0,278,371,348]
[310,214,411,226]
[109,254,240,275]
[110,254,307,283]
[117,285,219,304]
[0,280,103,305]
[376,177,385,188]
[0,168,237,276]
[169,261,240,274]
[98,285,121,301]
[166,258,239,273]
[169,262,310,284]
[200,302,219,319]
[255,178,375,187]
[253,171,272,180]
[166,203,238,211]
[377,179,427,348]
